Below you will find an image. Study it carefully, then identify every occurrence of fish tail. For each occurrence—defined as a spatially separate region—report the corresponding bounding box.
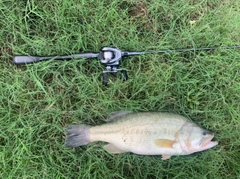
[65,125,91,148]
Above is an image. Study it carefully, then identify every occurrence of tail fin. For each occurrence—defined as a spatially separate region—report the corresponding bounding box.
[65,125,91,148]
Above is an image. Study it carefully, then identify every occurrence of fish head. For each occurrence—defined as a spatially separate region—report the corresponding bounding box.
[177,121,218,154]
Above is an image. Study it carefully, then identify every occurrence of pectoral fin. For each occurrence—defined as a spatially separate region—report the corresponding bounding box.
[154,139,175,148]
[103,144,127,154]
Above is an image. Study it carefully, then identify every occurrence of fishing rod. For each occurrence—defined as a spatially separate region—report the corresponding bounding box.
[13,45,240,85]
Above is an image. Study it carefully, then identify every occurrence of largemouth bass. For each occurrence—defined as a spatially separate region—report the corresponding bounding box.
[65,111,218,160]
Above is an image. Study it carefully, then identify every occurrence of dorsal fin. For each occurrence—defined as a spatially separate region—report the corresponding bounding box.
[107,111,134,122]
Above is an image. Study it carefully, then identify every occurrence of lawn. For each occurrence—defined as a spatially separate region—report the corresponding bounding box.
[1,0,240,178]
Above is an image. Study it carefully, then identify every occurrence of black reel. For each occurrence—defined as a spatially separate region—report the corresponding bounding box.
[98,47,128,85]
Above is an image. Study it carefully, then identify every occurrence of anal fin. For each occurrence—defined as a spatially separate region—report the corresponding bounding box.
[103,144,127,154]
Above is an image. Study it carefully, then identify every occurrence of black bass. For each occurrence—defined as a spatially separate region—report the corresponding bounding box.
[65,111,218,160]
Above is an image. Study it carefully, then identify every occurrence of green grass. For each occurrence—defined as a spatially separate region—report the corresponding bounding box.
[1,0,240,178]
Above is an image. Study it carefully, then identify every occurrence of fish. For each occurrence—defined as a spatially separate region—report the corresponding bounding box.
[65,111,218,160]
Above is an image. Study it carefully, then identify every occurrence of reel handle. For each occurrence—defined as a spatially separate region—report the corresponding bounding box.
[102,73,108,85]
[102,70,128,85]
[121,70,128,81]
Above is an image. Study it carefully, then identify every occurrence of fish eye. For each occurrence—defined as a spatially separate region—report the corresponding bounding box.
[202,131,207,136]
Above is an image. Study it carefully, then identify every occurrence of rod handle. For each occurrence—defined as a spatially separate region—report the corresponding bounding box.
[13,56,39,64]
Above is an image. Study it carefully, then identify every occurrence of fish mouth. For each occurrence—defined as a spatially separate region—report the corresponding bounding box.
[201,135,218,149]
